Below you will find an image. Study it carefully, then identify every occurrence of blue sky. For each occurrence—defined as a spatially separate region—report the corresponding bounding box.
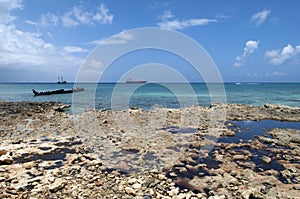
[0,0,300,82]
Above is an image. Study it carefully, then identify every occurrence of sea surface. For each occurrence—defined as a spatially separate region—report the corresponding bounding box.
[0,83,299,111]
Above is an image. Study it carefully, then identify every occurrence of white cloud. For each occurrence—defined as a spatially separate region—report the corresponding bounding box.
[216,14,230,19]
[0,0,22,24]
[23,3,113,29]
[247,71,287,78]
[251,9,271,26]
[234,40,259,66]
[61,11,79,27]
[63,46,88,53]
[62,3,113,28]
[159,10,174,21]
[265,44,300,65]
[25,20,37,26]
[157,11,217,30]
[77,59,105,82]
[93,4,113,24]
[0,2,83,72]
[0,24,82,69]
[98,31,134,45]
[91,31,134,46]
[40,12,59,26]
[47,32,53,38]
[84,59,104,72]
[87,39,103,45]
[262,71,287,77]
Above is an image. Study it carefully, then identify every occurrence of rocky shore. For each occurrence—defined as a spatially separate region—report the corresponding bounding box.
[1,101,300,198]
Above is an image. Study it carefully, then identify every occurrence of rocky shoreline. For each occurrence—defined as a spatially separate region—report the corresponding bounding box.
[0,101,300,198]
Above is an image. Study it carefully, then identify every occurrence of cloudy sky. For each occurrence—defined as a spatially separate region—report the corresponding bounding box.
[0,0,300,82]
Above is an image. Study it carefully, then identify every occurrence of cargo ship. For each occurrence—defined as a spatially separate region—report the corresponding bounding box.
[126,78,147,83]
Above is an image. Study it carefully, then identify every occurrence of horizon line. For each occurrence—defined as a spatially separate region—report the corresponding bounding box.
[1,81,300,84]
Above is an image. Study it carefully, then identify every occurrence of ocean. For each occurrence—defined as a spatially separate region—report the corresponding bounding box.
[0,83,300,111]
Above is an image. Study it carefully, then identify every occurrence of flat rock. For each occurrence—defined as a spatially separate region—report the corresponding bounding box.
[0,154,13,165]
[48,178,66,192]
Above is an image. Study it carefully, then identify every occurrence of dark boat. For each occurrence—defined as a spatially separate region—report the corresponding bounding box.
[57,75,67,84]
[126,78,147,83]
[32,88,84,96]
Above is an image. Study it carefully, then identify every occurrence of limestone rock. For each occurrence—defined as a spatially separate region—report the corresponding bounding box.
[132,183,142,189]
[262,156,272,164]
[48,178,66,192]
[0,153,13,165]
[125,187,136,195]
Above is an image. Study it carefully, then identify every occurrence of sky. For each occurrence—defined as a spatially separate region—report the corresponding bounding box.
[0,0,300,82]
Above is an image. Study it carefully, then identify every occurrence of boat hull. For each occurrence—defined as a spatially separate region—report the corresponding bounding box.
[32,88,84,96]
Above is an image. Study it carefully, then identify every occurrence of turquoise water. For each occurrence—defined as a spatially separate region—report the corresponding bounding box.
[0,83,299,110]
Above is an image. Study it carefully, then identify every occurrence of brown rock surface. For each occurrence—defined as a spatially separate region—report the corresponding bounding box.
[1,102,300,198]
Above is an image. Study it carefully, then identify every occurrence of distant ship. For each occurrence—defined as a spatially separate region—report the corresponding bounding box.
[126,78,146,83]
[57,75,67,84]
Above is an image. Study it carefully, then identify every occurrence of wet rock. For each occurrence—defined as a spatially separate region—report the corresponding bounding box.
[221,129,235,137]
[215,154,224,162]
[1,102,300,198]
[261,156,272,164]
[233,154,247,160]
[54,105,71,112]
[257,136,278,145]
[281,169,291,180]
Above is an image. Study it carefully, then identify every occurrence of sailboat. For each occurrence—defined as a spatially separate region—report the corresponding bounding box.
[57,75,67,84]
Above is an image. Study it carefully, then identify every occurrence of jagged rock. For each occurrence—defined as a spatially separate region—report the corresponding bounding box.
[1,102,300,198]
[132,183,142,189]
[23,161,35,169]
[0,153,13,165]
[125,187,136,195]
[261,156,272,164]
[208,195,226,199]
[0,149,7,156]
[168,187,179,196]
[48,178,66,192]
[241,189,265,199]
